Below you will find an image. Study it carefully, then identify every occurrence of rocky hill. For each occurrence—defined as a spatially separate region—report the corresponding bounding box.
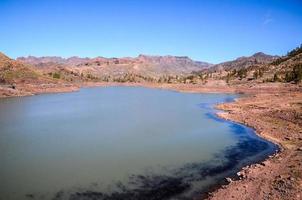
[184,46,302,86]
[0,53,79,97]
[0,52,54,85]
[208,52,279,72]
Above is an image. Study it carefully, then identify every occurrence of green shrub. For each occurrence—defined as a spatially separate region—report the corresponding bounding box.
[53,73,61,79]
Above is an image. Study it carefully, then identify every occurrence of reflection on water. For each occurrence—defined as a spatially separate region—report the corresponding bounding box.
[0,87,276,200]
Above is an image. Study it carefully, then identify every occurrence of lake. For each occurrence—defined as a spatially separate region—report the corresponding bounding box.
[0,87,277,200]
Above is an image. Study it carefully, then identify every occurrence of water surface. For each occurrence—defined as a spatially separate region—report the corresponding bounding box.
[0,87,276,200]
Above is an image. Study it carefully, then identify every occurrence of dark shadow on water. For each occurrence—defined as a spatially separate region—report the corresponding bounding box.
[29,136,276,200]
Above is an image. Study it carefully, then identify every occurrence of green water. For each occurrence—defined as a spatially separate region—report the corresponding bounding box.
[0,87,276,200]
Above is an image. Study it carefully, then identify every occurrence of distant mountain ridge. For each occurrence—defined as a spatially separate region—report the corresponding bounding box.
[17,54,212,81]
[17,54,211,65]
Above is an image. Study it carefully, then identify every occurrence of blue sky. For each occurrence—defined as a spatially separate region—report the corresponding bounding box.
[0,0,301,63]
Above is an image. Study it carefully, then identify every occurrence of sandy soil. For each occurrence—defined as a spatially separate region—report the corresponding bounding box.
[0,81,301,200]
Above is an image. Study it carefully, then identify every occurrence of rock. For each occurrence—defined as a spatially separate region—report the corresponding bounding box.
[237,172,243,179]
[297,147,302,151]
[237,171,247,179]
[226,177,233,183]
[255,164,262,168]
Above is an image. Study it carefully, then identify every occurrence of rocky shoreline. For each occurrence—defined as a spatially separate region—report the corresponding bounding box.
[0,82,301,200]
[207,89,302,200]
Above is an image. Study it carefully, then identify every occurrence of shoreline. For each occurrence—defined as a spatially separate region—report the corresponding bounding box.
[0,82,301,199]
[207,90,302,199]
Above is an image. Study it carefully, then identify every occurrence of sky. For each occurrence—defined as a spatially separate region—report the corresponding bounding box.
[0,0,302,63]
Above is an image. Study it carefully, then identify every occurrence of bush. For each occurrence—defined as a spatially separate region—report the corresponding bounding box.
[273,73,281,82]
[52,73,61,79]
[285,64,302,83]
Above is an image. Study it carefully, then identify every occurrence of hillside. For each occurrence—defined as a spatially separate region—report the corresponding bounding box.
[0,53,77,97]
[209,52,279,72]
[0,52,53,84]
[185,46,302,86]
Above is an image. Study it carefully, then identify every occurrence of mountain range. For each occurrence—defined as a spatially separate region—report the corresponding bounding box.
[1,45,301,86]
[17,54,212,82]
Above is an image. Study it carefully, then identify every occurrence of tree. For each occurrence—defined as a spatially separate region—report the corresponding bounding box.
[273,73,280,82]
[285,64,302,83]
[231,69,237,76]
[292,64,302,83]
[285,72,293,82]
[253,70,259,79]
[287,44,302,57]
[258,69,264,78]
[237,68,247,79]
[226,73,231,83]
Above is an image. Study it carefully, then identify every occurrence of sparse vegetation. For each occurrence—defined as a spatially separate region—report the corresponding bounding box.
[287,44,302,58]
[272,44,302,66]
